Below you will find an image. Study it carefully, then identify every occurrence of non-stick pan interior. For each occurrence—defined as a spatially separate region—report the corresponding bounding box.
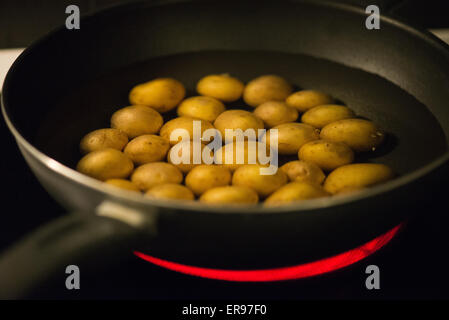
[33,50,447,175]
[4,0,449,183]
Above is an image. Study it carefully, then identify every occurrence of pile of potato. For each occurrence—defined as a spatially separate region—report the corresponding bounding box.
[76,74,394,206]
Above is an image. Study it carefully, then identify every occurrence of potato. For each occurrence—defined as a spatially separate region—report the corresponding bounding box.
[324,163,394,194]
[232,164,288,198]
[79,128,128,155]
[131,162,183,191]
[320,119,385,152]
[167,140,213,174]
[129,78,185,113]
[105,179,140,192]
[286,90,334,112]
[253,101,298,128]
[280,160,325,185]
[214,140,273,171]
[196,74,244,102]
[264,182,330,206]
[301,104,354,128]
[160,116,215,145]
[185,165,232,196]
[243,75,293,107]
[177,96,226,122]
[76,148,134,181]
[298,140,354,171]
[213,110,264,142]
[124,134,170,165]
[199,186,259,205]
[145,183,194,201]
[111,105,163,138]
[261,123,320,155]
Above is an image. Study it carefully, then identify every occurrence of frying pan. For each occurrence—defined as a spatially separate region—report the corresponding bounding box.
[1,0,449,299]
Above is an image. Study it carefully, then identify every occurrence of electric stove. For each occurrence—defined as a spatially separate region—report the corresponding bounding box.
[1,0,449,300]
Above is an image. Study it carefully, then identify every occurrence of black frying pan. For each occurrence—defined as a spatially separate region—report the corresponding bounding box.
[1,0,449,299]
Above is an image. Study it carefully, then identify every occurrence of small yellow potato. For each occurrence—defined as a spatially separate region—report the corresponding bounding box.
[167,140,213,174]
[131,162,183,191]
[243,75,293,107]
[320,119,385,152]
[105,179,140,192]
[185,165,232,196]
[145,183,194,201]
[111,105,163,138]
[324,163,394,194]
[76,148,134,181]
[261,123,320,155]
[286,90,334,112]
[253,101,298,128]
[280,160,326,185]
[124,134,170,165]
[264,182,330,206]
[129,78,186,113]
[160,116,215,145]
[214,140,273,171]
[199,186,259,205]
[213,110,264,142]
[79,128,128,154]
[301,104,354,129]
[177,96,226,122]
[196,74,244,102]
[232,164,288,198]
[298,140,354,171]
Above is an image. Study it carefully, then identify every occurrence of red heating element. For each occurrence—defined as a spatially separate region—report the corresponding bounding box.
[134,224,402,282]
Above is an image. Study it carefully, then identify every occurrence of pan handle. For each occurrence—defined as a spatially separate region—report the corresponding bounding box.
[0,211,150,299]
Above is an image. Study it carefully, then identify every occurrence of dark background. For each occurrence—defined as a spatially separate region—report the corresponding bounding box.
[1,0,449,49]
[0,0,449,299]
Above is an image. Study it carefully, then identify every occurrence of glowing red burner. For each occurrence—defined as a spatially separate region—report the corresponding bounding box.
[134,224,402,282]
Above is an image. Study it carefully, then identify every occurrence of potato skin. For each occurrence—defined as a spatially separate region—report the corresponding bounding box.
[298,140,354,171]
[131,162,183,191]
[262,123,320,155]
[167,140,213,174]
[214,141,273,172]
[146,183,194,201]
[324,163,394,194]
[280,160,325,185]
[80,128,128,154]
[197,74,244,102]
[124,134,170,165]
[264,182,330,206]
[111,105,163,138]
[232,164,288,198]
[185,165,232,196]
[253,101,298,128]
[286,90,334,112]
[301,104,354,129]
[243,75,293,107]
[177,96,226,122]
[199,186,259,205]
[105,179,140,192]
[160,116,215,145]
[76,148,134,181]
[213,110,264,142]
[129,78,186,113]
[320,119,385,152]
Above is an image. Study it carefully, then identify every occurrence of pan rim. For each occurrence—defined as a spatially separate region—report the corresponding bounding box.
[1,0,449,215]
